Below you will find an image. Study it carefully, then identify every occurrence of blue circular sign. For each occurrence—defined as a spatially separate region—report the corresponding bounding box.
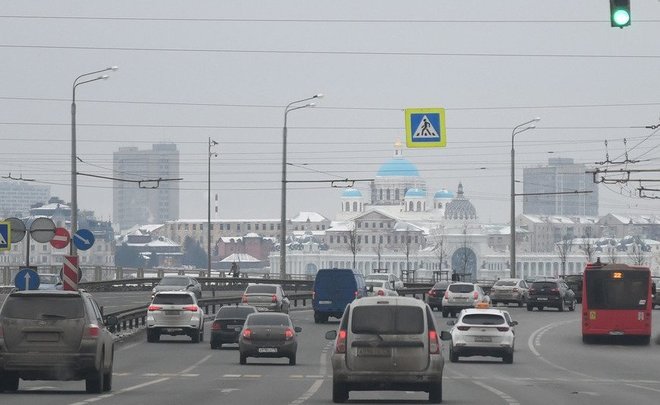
[15,268,40,291]
[73,229,95,251]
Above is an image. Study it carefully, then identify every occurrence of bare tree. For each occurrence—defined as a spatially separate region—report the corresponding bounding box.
[373,239,384,271]
[627,237,647,266]
[579,227,596,264]
[345,223,359,270]
[606,240,618,264]
[430,226,449,274]
[556,233,573,277]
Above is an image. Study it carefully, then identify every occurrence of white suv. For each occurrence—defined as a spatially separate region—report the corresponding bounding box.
[146,291,205,343]
[325,296,450,403]
[441,282,488,318]
[447,308,516,363]
[364,273,404,290]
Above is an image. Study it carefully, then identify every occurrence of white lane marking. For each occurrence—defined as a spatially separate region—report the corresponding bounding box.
[179,353,212,374]
[68,378,170,405]
[472,380,520,405]
[320,341,332,375]
[527,319,592,378]
[222,374,242,378]
[289,379,324,405]
[626,383,660,393]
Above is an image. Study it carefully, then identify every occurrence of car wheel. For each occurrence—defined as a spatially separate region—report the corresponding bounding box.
[527,304,533,311]
[240,353,247,365]
[449,346,459,363]
[503,352,514,364]
[558,299,565,312]
[200,328,205,342]
[85,352,105,394]
[442,309,449,318]
[569,299,576,312]
[428,382,443,403]
[517,300,523,307]
[289,354,297,366]
[191,329,200,343]
[450,311,456,318]
[103,347,114,392]
[582,335,595,344]
[147,329,155,343]
[491,300,497,307]
[0,372,19,392]
[537,306,543,311]
[332,380,349,403]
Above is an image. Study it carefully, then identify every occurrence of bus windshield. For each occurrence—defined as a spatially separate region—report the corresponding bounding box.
[585,270,648,310]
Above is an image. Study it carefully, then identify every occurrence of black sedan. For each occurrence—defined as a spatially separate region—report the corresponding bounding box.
[210,305,258,349]
[426,280,452,311]
[238,312,301,365]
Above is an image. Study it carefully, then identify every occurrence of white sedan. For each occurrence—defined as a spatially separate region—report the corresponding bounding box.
[365,280,399,296]
[447,308,516,363]
[365,273,404,290]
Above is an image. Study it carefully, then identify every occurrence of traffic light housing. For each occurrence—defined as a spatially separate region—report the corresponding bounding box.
[610,0,631,28]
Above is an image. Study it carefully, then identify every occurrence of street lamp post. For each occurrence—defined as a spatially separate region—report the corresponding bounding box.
[208,138,218,278]
[510,118,540,278]
[279,94,323,279]
[71,66,118,256]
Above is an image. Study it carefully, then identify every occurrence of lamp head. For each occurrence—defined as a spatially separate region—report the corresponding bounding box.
[100,75,110,80]
[533,117,541,122]
[313,93,324,99]
[109,66,119,71]
[210,140,219,146]
[308,102,316,107]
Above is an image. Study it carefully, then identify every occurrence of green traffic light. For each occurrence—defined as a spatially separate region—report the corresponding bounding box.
[612,9,630,27]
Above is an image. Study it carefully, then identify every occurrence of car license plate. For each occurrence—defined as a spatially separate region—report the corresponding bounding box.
[474,336,492,343]
[27,332,59,342]
[165,310,180,315]
[537,297,548,301]
[319,300,332,304]
[258,347,277,353]
[356,347,391,357]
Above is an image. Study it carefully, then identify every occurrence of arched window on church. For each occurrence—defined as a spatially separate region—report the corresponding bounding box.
[386,189,391,200]
[379,189,383,201]
[416,201,422,211]
[353,202,358,211]
[395,189,400,200]
[408,201,413,211]
[345,202,350,212]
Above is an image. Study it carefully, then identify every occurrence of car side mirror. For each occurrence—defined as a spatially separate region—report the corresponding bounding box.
[368,285,374,292]
[439,331,452,341]
[294,326,302,333]
[105,315,118,327]
[447,320,456,326]
[325,330,337,340]
[511,320,518,326]
[187,284,194,288]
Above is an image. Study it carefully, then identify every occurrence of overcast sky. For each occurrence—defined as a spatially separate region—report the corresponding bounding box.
[1,1,660,225]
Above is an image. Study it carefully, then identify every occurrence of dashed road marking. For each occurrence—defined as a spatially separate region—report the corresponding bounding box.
[472,380,520,405]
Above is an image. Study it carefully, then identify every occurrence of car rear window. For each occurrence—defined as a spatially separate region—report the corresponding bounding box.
[1,296,84,319]
[432,281,451,289]
[461,314,505,325]
[448,284,475,293]
[246,285,277,294]
[246,314,290,326]
[153,294,194,305]
[351,305,424,335]
[532,282,558,289]
[366,281,386,288]
[216,306,256,319]
[494,280,517,287]
[159,277,190,286]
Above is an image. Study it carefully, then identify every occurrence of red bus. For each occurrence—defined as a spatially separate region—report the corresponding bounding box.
[582,261,652,344]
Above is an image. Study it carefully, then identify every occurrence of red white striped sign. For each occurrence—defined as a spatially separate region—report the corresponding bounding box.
[62,255,81,291]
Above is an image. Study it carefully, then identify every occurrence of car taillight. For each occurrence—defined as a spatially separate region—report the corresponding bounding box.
[272,294,277,303]
[211,321,222,331]
[428,329,440,354]
[457,326,470,331]
[444,290,449,299]
[354,290,359,299]
[84,324,101,338]
[473,291,479,300]
[242,294,248,303]
[428,289,435,297]
[0,324,4,338]
[512,288,519,292]
[529,288,536,293]
[497,326,510,332]
[242,328,252,339]
[148,305,162,311]
[183,305,199,312]
[336,329,347,353]
[285,327,294,340]
[377,289,385,296]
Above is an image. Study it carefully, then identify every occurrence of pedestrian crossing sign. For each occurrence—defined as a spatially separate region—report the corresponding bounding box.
[0,221,10,251]
[405,108,446,148]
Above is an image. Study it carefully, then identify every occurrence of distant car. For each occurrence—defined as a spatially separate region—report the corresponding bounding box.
[365,280,399,297]
[152,275,202,299]
[238,312,301,365]
[426,280,452,311]
[441,282,489,318]
[364,273,404,290]
[325,296,448,403]
[447,308,516,363]
[313,268,367,324]
[489,278,529,307]
[210,305,258,349]
[241,284,290,313]
[653,277,660,309]
[563,274,583,303]
[37,273,61,290]
[527,279,576,312]
[0,289,118,393]
[146,291,205,343]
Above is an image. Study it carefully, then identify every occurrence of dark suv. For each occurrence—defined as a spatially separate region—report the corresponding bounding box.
[527,280,576,312]
[426,281,452,311]
[0,290,117,393]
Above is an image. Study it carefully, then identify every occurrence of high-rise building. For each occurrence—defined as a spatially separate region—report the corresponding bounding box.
[113,143,179,230]
[522,158,598,216]
[0,180,51,218]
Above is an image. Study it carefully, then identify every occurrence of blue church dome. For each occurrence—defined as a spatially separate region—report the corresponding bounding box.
[434,189,454,199]
[341,188,363,198]
[376,157,420,177]
[405,188,426,198]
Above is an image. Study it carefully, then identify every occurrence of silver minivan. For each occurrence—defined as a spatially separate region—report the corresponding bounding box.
[325,296,449,403]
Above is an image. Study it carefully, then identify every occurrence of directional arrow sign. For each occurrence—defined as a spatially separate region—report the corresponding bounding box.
[15,267,40,291]
[73,229,95,251]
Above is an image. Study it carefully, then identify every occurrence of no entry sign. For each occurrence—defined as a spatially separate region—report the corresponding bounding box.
[50,227,71,249]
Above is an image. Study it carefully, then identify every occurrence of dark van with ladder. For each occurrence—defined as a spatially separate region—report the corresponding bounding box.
[312,268,367,323]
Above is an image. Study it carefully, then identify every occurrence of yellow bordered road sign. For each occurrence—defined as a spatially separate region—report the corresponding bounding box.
[0,221,10,251]
[405,108,446,148]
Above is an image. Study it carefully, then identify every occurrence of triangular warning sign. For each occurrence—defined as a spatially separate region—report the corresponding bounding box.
[0,232,6,245]
[412,115,440,139]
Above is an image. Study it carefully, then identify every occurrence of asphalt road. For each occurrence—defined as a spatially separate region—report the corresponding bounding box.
[2,300,660,404]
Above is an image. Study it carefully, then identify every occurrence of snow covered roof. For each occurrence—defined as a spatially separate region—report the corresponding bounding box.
[291,211,328,223]
[221,253,261,263]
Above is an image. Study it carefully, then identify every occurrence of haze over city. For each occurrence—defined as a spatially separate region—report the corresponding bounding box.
[1,1,659,225]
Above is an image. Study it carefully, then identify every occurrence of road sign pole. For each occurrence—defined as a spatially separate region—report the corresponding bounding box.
[63,255,80,291]
[25,232,31,267]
